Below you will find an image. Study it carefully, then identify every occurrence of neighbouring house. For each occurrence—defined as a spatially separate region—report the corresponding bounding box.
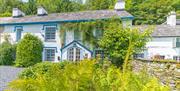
[0,0,134,62]
[135,11,180,61]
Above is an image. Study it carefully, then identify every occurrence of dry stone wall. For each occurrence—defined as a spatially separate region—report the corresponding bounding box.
[132,59,180,91]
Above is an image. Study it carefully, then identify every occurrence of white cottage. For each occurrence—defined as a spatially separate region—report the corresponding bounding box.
[135,11,180,61]
[0,0,134,62]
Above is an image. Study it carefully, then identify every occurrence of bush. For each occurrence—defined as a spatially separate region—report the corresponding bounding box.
[8,59,170,91]
[15,34,43,67]
[19,62,69,79]
[99,23,152,66]
[0,42,16,65]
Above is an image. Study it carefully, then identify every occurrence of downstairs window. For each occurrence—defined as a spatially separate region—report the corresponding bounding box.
[44,49,55,61]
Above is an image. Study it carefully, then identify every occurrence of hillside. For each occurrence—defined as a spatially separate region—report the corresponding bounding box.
[0,0,179,24]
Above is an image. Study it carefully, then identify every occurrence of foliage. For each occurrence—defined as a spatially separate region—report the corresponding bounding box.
[85,0,116,10]
[99,22,152,67]
[35,0,85,13]
[128,0,179,25]
[15,33,43,67]
[0,41,16,65]
[0,0,24,14]
[60,18,121,48]
[0,12,11,17]
[8,59,169,91]
[19,62,69,79]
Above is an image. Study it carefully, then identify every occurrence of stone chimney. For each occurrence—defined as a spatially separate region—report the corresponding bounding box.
[12,8,25,18]
[114,0,125,11]
[37,6,48,16]
[167,11,176,26]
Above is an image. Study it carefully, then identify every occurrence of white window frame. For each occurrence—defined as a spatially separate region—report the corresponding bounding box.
[44,48,56,61]
[67,47,81,62]
[15,27,23,42]
[45,26,56,42]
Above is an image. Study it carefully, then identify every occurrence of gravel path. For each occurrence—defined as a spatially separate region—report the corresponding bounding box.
[0,66,24,91]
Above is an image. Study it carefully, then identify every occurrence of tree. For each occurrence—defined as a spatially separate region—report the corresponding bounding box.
[98,22,152,67]
[0,0,23,15]
[35,0,85,13]
[128,0,175,25]
[0,42,16,65]
[22,0,37,15]
[85,0,116,10]
[15,33,43,67]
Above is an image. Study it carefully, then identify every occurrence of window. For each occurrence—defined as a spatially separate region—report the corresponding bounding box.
[16,27,23,42]
[133,53,144,59]
[67,47,81,61]
[45,27,56,41]
[74,30,81,41]
[173,56,180,62]
[94,49,106,59]
[95,30,103,39]
[67,48,74,61]
[45,49,55,61]
[176,38,180,47]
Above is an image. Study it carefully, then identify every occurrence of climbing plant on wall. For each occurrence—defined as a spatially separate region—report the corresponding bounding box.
[60,18,122,48]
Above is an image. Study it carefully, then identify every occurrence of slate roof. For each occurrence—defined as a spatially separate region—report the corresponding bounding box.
[134,25,180,37]
[0,10,133,25]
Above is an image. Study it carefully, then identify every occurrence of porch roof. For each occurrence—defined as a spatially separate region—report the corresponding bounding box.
[61,40,93,54]
[0,10,133,25]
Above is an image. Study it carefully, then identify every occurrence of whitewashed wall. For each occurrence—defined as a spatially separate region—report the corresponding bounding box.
[145,37,180,59]
[0,24,93,62]
[1,24,62,62]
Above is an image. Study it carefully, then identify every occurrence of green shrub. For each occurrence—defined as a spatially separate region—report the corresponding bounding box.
[19,61,69,79]
[8,59,170,91]
[0,42,16,65]
[15,34,43,67]
[99,23,152,66]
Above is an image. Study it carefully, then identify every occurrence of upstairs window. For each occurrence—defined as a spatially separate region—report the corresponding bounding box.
[15,26,23,42]
[176,38,180,47]
[74,30,81,41]
[95,30,103,39]
[45,26,56,42]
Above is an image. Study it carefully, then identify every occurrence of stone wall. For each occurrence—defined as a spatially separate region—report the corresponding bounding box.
[132,59,180,91]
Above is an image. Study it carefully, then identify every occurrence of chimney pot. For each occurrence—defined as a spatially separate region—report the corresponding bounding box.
[12,8,25,18]
[114,0,125,11]
[37,6,48,16]
[167,11,176,26]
